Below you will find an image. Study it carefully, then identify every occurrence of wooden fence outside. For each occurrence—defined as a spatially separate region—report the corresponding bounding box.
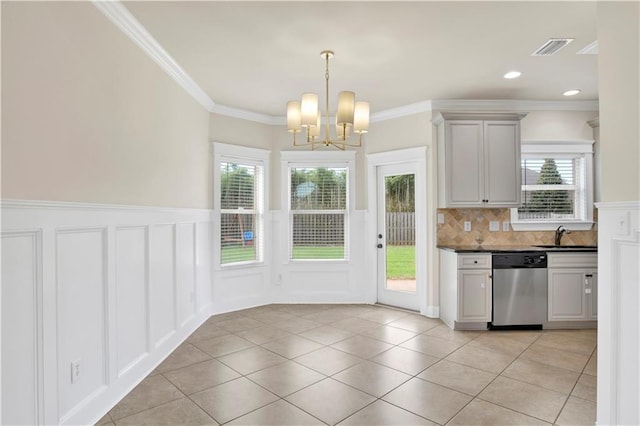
[386,212,415,245]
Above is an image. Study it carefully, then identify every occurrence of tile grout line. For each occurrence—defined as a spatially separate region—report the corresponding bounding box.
[106,305,597,426]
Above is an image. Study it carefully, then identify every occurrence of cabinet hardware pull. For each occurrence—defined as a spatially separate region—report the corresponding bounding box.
[585,274,593,277]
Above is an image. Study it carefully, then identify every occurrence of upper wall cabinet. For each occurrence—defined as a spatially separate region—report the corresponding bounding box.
[434,112,527,208]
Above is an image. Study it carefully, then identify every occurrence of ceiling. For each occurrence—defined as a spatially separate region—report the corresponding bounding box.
[123,1,598,117]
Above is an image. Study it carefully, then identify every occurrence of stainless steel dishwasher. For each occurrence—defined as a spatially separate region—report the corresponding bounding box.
[491,252,547,329]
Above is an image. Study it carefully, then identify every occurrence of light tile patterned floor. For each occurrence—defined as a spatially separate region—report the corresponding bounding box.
[96,304,597,425]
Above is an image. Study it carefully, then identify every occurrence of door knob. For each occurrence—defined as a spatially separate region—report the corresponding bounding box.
[377,243,383,249]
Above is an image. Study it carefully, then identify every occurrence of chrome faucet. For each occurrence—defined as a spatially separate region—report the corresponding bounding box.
[555,225,571,246]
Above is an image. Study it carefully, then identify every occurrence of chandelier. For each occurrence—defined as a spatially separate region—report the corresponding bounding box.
[286,50,370,150]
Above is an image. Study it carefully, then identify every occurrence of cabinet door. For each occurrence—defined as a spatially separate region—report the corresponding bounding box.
[446,121,484,206]
[458,270,491,322]
[588,271,598,320]
[548,269,587,321]
[484,121,520,206]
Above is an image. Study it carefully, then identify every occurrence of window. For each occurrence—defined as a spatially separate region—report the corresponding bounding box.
[214,143,269,266]
[282,151,355,262]
[511,141,594,231]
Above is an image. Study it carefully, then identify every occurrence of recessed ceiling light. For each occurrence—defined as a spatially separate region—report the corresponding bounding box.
[563,89,581,96]
[504,71,522,79]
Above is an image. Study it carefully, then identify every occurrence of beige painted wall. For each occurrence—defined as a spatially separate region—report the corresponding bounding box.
[521,110,598,140]
[366,113,432,154]
[598,1,640,202]
[1,2,210,209]
[209,114,273,151]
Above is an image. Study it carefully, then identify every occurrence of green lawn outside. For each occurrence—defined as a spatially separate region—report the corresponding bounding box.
[292,246,344,260]
[221,244,415,280]
[221,245,256,264]
[386,245,416,279]
[220,245,345,263]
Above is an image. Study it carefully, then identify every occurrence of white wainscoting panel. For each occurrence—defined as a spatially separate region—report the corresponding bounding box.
[1,231,43,426]
[269,210,370,304]
[286,269,351,296]
[149,224,177,349]
[596,201,640,426]
[56,228,108,421]
[213,268,269,313]
[1,200,213,425]
[195,222,213,314]
[115,226,148,378]
[176,223,196,327]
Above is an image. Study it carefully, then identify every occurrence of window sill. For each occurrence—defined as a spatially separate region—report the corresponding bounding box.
[287,259,350,265]
[218,261,266,271]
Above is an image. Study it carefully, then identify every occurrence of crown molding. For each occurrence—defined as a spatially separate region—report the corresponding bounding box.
[92,0,216,112]
[431,99,599,112]
[94,2,599,125]
[211,104,281,125]
[370,101,432,122]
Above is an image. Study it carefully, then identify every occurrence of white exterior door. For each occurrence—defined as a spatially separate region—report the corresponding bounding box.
[376,163,420,311]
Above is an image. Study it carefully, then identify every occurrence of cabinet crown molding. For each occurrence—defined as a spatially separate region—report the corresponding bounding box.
[432,111,528,125]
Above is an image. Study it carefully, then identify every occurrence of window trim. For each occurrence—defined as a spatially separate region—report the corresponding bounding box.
[510,140,594,231]
[281,150,356,263]
[213,142,270,268]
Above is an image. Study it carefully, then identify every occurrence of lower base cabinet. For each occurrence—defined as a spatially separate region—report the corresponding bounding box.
[548,253,598,322]
[440,250,491,329]
[458,270,492,321]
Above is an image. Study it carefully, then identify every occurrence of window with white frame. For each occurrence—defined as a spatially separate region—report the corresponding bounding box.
[215,143,268,266]
[283,151,355,262]
[511,141,594,231]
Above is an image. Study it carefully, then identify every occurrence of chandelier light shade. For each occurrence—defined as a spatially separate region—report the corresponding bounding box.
[300,93,319,126]
[286,101,301,133]
[336,91,355,125]
[353,101,370,134]
[286,50,369,149]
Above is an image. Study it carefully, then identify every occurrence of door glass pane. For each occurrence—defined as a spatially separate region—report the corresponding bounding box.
[385,174,416,292]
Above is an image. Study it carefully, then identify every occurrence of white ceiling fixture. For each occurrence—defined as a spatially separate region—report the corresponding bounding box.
[563,89,582,96]
[286,51,369,150]
[504,71,522,79]
[531,38,574,56]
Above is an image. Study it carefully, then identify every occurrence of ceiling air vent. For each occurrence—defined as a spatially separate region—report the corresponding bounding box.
[531,38,574,56]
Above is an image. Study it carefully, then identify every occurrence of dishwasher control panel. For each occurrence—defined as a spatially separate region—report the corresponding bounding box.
[492,253,547,269]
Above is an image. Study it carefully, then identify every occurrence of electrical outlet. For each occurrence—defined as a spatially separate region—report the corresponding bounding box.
[437,213,445,224]
[502,221,510,231]
[71,359,81,384]
[489,221,499,232]
[464,221,471,232]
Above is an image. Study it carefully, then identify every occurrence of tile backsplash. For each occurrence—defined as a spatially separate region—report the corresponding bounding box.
[437,208,597,246]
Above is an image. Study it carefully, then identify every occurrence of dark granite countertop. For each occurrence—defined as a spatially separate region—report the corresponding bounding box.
[437,245,598,253]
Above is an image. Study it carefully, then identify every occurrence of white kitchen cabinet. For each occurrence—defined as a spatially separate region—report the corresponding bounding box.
[434,112,526,208]
[547,253,598,322]
[458,270,492,322]
[440,250,491,329]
